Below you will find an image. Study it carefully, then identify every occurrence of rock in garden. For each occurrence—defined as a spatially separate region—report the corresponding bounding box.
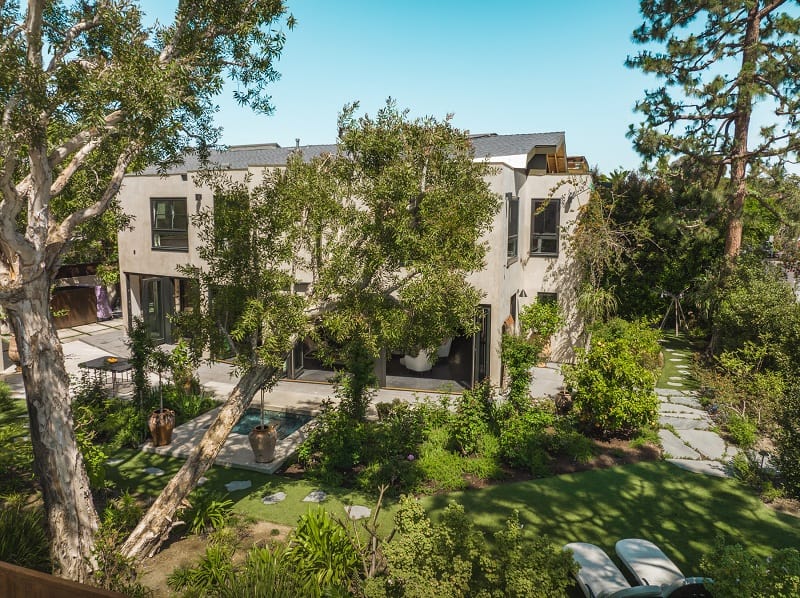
[302,490,327,503]
[345,505,371,520]
[225,480,252,492]
[143,467,165,476]
[262,492,287,505]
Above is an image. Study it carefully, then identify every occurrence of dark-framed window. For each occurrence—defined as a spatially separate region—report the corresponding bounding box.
[506,192,519,263]
[151,198,188,251]
[537,292,558,305]
[530,198,559,256]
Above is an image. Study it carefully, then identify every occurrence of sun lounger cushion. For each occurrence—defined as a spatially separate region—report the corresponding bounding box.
[565,542,662,598]
[615,538,685,587]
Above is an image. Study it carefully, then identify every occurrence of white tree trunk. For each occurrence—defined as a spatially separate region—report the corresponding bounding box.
[6,278,99,582]
[120,364,274,559]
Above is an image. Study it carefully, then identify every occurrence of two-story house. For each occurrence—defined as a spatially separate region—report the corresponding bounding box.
[116,132,590,391]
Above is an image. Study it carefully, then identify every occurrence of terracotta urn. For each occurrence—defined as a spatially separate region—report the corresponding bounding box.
[148,408,176,447]
[249,424,278,463]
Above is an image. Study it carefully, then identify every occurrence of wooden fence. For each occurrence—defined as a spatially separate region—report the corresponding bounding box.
[0,561,126,598]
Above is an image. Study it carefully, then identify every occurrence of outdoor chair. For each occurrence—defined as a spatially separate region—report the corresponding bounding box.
[615,539,713,597]
[565,542,662,598]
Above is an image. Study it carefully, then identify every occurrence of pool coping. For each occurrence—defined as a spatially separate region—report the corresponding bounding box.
[141,403,318,474]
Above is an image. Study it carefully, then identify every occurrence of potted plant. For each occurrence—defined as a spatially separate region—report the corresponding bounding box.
[249,386,278,462]
[148,349,175,447]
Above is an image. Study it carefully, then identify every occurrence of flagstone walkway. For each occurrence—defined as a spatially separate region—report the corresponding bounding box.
[656,343,737,478]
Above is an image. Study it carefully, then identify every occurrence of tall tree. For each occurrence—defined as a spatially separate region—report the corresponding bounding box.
[121,100,499,558]
[627,0,800,260]
[0,0,292,581]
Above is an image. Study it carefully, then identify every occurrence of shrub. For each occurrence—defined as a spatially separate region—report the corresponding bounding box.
[168,544,236,594]
[592,318,662,374]
[185,495,235,535]
[700,536,800,597]
[363,497,575,597]
[216,545,309,598]
[0,381,14,410]
[449,381,494,456]
[284,507,360,597]
[497,405,555,476]
[775,384,800,499]
[0,494,49,571]
[563,336,659,437]
[725,412,757,449]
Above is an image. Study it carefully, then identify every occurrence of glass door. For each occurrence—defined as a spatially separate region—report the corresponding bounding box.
[141,277,173,343]
[471,305,491,388]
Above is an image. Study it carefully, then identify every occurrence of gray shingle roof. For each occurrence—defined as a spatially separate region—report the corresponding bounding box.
[140,132,566,175]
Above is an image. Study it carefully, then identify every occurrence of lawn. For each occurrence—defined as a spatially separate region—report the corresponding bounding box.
[657,334,699,390]
[422,461,800,573]
[106,449,399,530]
[107,451,800,578]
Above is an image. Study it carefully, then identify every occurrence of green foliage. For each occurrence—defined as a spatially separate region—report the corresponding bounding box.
[701,537,800,598]
[449,381,494,456]
[215,545,309,598]
[364,497,573,597]
[185,495,235,536]
[497,403,555,476]
[563,332,659,437]
[0,411,35,494]
[126,317,156,404]
[92,494,151,597]
[285,508,360,597]
[502,300,564,411]
[724,412,757,449]
[0,494,50,572]
[776,385,800,500]
[0,381,14,411]
[592,318,662,374]
[168,544,236,595]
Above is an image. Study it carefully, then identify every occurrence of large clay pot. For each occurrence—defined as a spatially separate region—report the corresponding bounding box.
[7,336,19,365]
[249,424,278,463]
[148,408,176,447]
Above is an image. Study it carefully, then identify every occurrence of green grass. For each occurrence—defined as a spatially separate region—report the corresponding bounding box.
[421,461,800,573]
[106,449,399,530]
[657,335,699,390]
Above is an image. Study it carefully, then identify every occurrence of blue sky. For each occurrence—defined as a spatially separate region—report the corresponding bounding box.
[143,0,653,173]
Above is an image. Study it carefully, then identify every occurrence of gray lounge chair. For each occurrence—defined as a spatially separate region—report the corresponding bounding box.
[615,539,713,597]
[565,542,663,598]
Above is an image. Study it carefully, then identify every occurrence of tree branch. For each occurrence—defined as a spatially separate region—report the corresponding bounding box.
[51,142,138,244]
[45,8,105,73]
[47,110,124,169]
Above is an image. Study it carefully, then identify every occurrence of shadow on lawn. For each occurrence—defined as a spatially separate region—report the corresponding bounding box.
[422,461,800,572]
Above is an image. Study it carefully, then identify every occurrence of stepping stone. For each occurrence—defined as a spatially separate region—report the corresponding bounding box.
[143,467,165,476]
[664,395,703,409]
[659,404,708,418]
[197,476,209,486]
[225,480,252,492]
[262,492,287,505]
[666,459,730,478]
[676,429,727,460]
[659,429,701,459]
[656,388,690,398]
[668,376,684,381]
[676,365,690,369]
[345,505,371,520]
[659,415,711,431]
[666,381,684,386]
[105,457,124,466]
[302,490,327,503]
[669,358,684,362]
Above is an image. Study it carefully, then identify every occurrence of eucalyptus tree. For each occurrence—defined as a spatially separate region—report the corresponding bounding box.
[126,101,500,559]
[627,0,800,260]
[0,0,292,581]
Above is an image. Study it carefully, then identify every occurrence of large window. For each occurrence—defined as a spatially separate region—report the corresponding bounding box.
[506,193,519,263]
[151,198,188,250]
[530,198,560,256]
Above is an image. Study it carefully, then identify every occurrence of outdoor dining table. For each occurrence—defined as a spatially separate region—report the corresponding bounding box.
[78,355,133,394]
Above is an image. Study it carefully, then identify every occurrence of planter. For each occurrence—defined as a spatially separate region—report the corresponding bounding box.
[7,336,19,365]
[249,424,278,463]
[148,408,176,447]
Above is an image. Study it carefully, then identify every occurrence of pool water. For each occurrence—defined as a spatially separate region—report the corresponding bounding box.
[231,408,312,438]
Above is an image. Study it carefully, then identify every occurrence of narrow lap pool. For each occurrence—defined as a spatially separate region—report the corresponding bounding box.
[230,408,312,439]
